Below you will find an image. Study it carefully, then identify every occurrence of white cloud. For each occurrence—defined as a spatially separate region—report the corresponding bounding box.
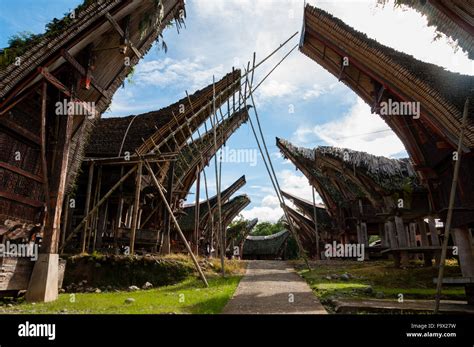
[241,205,283,223]
[242,169,323,223]
[135,57,225,90]
[257,79,297,99]
[303,84,327,100]
[293,98,407,158]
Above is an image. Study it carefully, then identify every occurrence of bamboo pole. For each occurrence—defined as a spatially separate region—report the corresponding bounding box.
[434,96,470,313]
[143,159,209,287]
[194,167,201,255]
[129,162,142,255]
[212,76,225,277]
[61,165,138,250]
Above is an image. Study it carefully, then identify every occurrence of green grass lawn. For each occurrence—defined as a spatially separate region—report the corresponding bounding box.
[294,259,465,311]
[1,275,242,314]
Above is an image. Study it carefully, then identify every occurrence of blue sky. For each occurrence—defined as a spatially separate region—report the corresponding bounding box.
[1,0,472,222]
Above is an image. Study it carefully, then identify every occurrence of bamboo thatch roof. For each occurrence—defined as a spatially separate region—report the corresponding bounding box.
[379,0,474,59]
[226,218,258,248]
[178,175,246,232]
[314,146,419,192]
[218,194,251,230]
[172,106,250,199]
[301,4,474,149]
[86,71,242,158]
[281,190,333,230]
[276,138,345,210]
[0,0,184,224]
[243,229,288,257]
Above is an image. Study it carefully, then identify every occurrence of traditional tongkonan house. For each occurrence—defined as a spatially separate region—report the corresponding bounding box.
[277,138,359,245]
[300,4,473,301]
[0,0,186,302]
[281,190,336,259]
[178,175,247,254]
[64,72,244,256]
[225,218,258,258]
[382,0,473,59]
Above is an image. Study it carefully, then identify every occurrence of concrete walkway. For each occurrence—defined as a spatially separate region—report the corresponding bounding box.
[222,260,327,314]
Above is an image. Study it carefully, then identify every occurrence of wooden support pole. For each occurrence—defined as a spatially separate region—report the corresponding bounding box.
[311,186,320,260]
[418,219,430,247]
[62,165,138,250]
[435,96,470,313]
[428,217,440,246]
[60,194,70,252]
[40,82,50,216]
[27,95,73,302]
[418,219,432,266]
[194,167,201,255]
[143,160,209,287]
[212,76,225,276]
[129,162,142,255]
[81,162,94,253]
[89,165,102,251]
[394,216,409,266]
[409,222,417,247]
[162,156,175,255]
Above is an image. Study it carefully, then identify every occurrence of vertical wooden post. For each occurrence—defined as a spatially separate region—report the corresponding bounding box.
[162,158,175,255]
[129,162,142,255]
[40,82,50,217]
[428,217,441,266]
[88,165,102,251]
[27,91,73,302]
[194,167,201,255]
[394,215,409,266]
[311,186,320,260]
[435,96,470,313]
[60,194,70,252]
[418,219,430,246]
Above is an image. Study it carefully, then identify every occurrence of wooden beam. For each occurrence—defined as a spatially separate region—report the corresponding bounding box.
[0,162,42,183]
[0,117,41,144]
[0,191,43,208]
[105,12,142,58]
[38,67,97,118]
[60,49,109,98]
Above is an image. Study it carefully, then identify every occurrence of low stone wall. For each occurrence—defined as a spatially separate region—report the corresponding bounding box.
[63,254,194,291]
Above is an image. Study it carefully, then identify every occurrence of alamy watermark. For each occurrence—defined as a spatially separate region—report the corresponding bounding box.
[324,241,365,261]
[379,99,420,119]
[0,241,38,261]
[55,99,97,119]
[219,147,258,167]
[18,321,55,341]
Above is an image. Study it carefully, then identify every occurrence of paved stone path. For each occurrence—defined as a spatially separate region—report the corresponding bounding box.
[222,260,327,314]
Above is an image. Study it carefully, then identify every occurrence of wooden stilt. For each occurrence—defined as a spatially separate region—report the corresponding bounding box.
[311,186,320,260]
[61,165,138,251]
[81,163,94,253]
[194,167,201,255]
[129,162,142,255]
[143,160,209,287]
[435,96,470,313]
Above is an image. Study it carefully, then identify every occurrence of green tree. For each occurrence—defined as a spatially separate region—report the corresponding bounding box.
[250,221,284,236]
